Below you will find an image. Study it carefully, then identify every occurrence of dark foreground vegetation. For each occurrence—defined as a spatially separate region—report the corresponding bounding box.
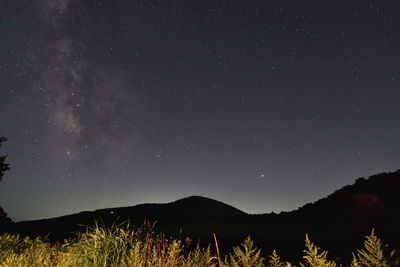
[4,169,400,264]
[0,222,398,266]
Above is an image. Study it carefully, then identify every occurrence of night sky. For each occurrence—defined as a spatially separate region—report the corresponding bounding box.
[1,1,399,221]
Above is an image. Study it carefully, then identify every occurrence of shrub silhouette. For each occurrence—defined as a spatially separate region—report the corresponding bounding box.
[0,137,10,182]
[0,137,12,233]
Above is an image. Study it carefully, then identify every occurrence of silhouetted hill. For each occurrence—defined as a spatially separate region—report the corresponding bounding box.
[7,169,400,264]
[293,171,398,219]
[170,196,245,215]
[9,195,246,244]
[96,195,245,218]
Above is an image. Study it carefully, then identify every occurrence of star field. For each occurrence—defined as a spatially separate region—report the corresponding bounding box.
[0,0,399,220]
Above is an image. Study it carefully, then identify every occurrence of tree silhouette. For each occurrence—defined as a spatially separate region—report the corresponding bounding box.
[0,136,10,182]
[0,136,12,232]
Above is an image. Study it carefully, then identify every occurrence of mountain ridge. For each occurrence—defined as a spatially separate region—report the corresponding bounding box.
[19,195,246,224]
[5,169,400,263]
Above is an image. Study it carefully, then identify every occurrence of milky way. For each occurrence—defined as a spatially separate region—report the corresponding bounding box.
[0,1,399,220]
[34,0,138,161]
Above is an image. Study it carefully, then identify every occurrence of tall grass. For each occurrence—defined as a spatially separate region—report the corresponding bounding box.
[0,223,398,266]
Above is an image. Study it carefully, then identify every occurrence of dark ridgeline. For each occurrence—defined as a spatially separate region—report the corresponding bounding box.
[6,169,400,264]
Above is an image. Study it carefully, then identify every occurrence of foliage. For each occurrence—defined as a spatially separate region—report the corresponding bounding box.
[0,137,12,233]
[299,234,336,267]
[0,226,398,266]
[0,207,12,232]
[186,244,213,266]
[229,236,265,267]
[0,234,57,266]
[351,229,396,267]
[0,137,10,182]
[268,249,284,267]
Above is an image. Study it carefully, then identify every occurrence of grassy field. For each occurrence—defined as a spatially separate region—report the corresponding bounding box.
[0,222,397,266]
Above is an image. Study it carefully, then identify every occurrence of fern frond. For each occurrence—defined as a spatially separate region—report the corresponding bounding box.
[268,249,284,267]
[300,234,336,267]
[353,229,390,267]
[229,236,265,267]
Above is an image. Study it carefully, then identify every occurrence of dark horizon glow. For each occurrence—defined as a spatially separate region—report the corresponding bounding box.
[0,1,399,221]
